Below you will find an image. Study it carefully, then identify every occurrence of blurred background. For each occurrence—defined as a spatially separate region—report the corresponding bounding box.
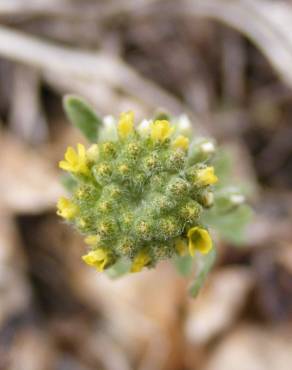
[0,1,292,369]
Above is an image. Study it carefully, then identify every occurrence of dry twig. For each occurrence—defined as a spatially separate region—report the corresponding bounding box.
[0,25,185,116]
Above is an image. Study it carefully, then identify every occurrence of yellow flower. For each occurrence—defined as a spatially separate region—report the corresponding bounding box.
[130,250,151,273]
[57,197,79,220]
[187,227,212,256]
[59,143,89,175]
[196,166,218,186]
[173,135,189,150]
[82,248,110,272]
[118,111,134,138]
[84,234,101,246]
[175,239,188,256]
[150,120,174,141]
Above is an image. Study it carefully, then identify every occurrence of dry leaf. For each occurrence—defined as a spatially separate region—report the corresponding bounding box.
[204,325,292,370]
[185,267,253,344]
[0,133,62,213]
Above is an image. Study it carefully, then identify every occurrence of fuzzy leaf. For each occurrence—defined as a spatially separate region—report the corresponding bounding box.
[188,247,216,297]
[61,174,78,193]
[106,259,131,279]
[203,205,253,245]
[174,255,193,277]
[63,95,102,142]
[212,149,233,188]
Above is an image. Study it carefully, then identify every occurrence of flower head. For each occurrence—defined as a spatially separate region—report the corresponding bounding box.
[82,248,112,271]
[196,166,218,186]
[151,120,174,141]
[187,226,212,256]
[59,143,89,175]
[173,135,189,150]
[118,111,134,138]
[57,197,79,220]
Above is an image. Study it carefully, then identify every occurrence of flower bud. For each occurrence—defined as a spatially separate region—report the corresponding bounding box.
[175,114,192,136]
[137,119,152,136]
[166,177,190,198]
[188,138,216,165]
[197,190,214,208]
[92,163,112,184]
[215,187,245,213]
[98,115,118,141]
[87,144,99,162]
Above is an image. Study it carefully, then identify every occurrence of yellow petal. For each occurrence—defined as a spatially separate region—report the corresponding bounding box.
[118,111,134,138]
[65,146,77,163]
[59,160,72,171]
[151,120,174,141]
[77,143,86,159]
[173,135,189,150]
[56,197,78,220]
[82,249,109,272]
[131,250,151,273]
[187,227,212,256]
[196,166,218,186]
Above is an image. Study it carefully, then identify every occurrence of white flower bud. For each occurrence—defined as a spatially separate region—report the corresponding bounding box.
[215,187,246,213]
[176,114,192,136]
[230,193,245,206]
[200,141,216,155]
[137,119,152,136]
[188,138,216,164]
[99,115,117,141]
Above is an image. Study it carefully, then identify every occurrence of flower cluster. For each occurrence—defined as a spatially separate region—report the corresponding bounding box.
[57,111,219,273]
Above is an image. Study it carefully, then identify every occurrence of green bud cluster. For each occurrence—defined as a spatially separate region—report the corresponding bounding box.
[58,115,221,271]
[58,99,249,278]
[76,138,205,262]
